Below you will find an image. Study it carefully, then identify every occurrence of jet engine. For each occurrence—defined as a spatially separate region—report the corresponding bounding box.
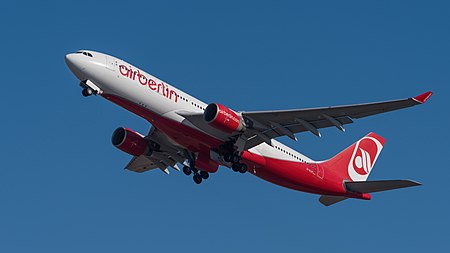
[204,103,245,133]
[111,127,152,156]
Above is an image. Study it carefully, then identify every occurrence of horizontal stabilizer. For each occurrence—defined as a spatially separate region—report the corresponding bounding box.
[345,180,421,193]
[319,195,348,206]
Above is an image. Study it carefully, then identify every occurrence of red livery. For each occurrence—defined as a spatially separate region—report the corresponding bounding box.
[65,50,432,206]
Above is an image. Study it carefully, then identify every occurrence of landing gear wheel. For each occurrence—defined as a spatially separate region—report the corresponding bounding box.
[239,163,248,174]
[231,153,240,163]
[193,174,202,184]
[183,166,192,176]
[200,171,209,179]
[82,88,93,97]
[224,153,232,163]
[232,163,240,172]
[149,141,160,151]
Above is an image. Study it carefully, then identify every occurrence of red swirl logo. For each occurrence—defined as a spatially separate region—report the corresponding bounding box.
[353,147,372,175]
[348,137,383,181]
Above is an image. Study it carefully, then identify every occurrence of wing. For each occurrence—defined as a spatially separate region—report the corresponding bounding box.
[125,152,184,174]
[125,127,188,174]
[242,91,432,149]
[126,155,160,173]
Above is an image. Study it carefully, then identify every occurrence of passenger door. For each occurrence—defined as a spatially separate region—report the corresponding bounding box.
[106,56,116,71]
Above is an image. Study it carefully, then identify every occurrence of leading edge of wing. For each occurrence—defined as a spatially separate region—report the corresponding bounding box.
[241,91,433,118]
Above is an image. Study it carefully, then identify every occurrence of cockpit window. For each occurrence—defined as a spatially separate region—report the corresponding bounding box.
[76,51,93,57]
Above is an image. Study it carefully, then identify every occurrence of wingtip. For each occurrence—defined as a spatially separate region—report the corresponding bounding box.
[405,180,422,186]
[413,91,433,104]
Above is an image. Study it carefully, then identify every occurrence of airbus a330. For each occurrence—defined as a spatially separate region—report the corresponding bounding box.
[65,50,432,206]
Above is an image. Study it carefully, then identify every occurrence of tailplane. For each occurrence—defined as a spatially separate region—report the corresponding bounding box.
[319,180,421,206]
[345,180,421,193]
[319,196,348,206]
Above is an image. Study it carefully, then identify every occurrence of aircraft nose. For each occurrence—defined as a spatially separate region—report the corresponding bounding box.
[65,53,86,80]
[65,53,80,69]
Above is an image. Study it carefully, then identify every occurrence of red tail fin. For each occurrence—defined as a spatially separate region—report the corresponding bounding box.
[320,133,386,182]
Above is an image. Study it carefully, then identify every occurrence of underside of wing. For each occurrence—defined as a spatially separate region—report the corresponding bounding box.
[125,127,188,174]
[126,155,159,173]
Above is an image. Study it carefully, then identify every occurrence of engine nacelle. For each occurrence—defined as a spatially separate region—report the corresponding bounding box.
[204,103,245,133]
[111,127,151,156]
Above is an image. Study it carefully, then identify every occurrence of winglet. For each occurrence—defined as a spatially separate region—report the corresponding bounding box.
[413,91,433,104]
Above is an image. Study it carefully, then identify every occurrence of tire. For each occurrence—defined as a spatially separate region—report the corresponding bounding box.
[149,141,160,151]
[200,171,209,179]
[193,174,202,184]
[82,88,93,97]
[231,154,240,163]
[239,163,248,174]
[224,153,232,163]
[232,163,240,172]
[183,166,192,176]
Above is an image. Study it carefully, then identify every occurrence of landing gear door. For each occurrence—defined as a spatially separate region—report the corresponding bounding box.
[106,56,116,71]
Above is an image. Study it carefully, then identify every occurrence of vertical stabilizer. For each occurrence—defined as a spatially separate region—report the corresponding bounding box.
[320,132,386,182]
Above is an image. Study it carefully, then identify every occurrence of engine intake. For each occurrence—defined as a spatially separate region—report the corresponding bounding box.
[204,103,245,133]
[112,127,151,156]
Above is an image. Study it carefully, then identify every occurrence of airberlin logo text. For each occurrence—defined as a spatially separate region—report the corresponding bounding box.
[119,65,178,103]
[219,110,240,124]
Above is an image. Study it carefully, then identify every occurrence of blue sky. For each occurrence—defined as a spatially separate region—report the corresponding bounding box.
[1,0,449,252]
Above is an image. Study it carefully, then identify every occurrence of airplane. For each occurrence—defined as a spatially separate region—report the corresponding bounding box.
[65,50,432,206]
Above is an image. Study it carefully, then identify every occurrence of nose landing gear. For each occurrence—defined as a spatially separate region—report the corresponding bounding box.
[82,88,93,97]
[80,80,101,97]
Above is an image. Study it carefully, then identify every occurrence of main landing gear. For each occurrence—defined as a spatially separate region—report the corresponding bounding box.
[224,151,247,174]
[232,162,248,174]
[182,163,209,185]
[220,139,248,174]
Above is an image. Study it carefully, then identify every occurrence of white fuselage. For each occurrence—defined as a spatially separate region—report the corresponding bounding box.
[65,50,314,164]
[65,50,427,203]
